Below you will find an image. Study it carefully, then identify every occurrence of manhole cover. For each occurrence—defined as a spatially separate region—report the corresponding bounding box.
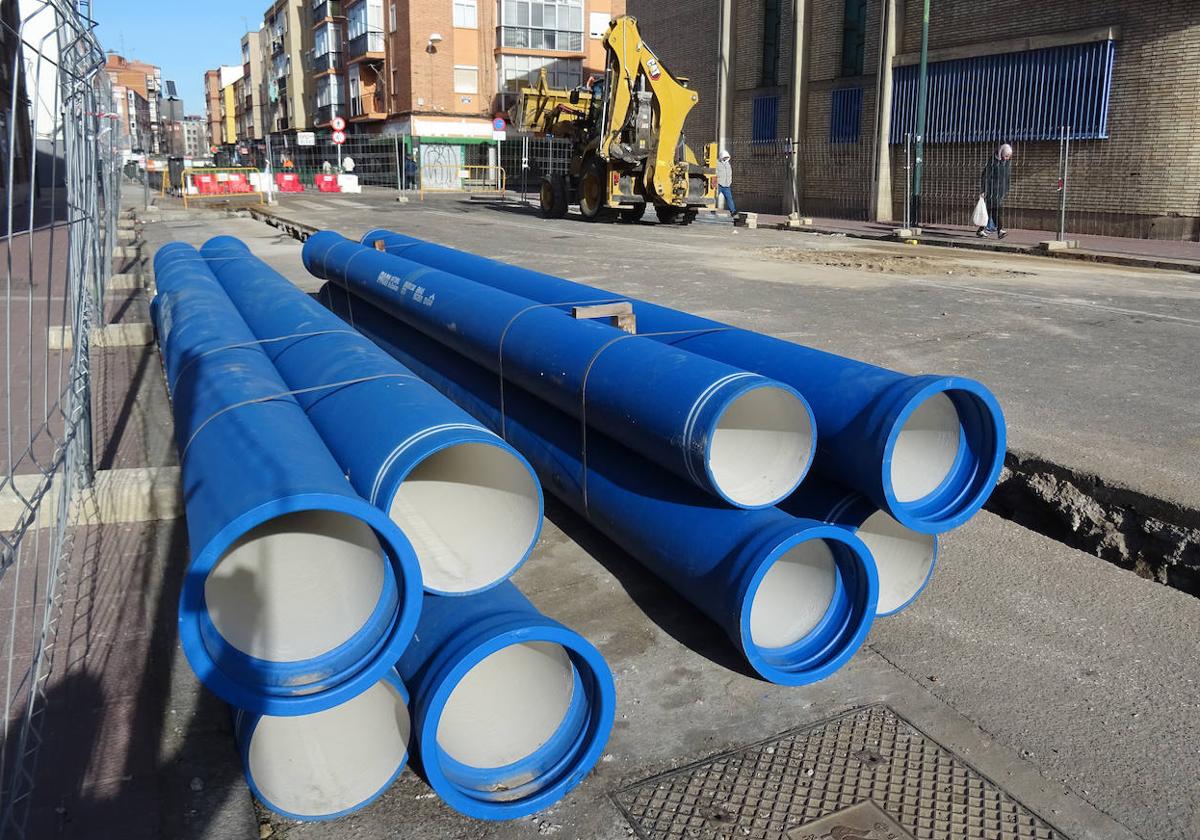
[612,704,1067,840]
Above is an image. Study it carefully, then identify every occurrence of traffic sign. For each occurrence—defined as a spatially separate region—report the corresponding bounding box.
[331,130,346,145]
[297,131,316,146]
[210,145,218,154]
[331,116,346,131]
[492,116,506,131]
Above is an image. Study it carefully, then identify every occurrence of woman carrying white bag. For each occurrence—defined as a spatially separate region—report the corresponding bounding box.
[976,143,1013,239]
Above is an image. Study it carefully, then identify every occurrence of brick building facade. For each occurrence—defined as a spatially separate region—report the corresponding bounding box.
[628,0,1200,239]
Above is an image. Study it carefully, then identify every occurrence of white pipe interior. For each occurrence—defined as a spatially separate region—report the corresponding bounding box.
[247,677,410,816]
[890,392,962,503]
[205,510,386,662]
[389,443,540,593]
[856,510,936,614]
[749,539,838,650]
[436,641,576,770]
[708,385,814,507]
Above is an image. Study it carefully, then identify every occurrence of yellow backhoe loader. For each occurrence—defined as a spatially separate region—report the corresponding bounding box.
[510,15,717,225]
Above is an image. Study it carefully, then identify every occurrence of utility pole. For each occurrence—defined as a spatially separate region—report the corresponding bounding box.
[910,0,930,230]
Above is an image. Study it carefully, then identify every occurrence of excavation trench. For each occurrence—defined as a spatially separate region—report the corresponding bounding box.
[986,451,1200,597]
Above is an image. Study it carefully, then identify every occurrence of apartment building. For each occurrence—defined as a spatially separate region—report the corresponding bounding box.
[112,84,152,154]
[629,0,1200,238]
[264,0,313,132]
[310,0,347,127]
[181,116,209,159]
[240,28,268,139]
[105,54,164,153]
[319,0,622,138]
[204,69,222,151]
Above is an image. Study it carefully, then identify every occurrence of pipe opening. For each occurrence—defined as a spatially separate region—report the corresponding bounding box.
[246,676,410,818]
[709,385,814,507]
[389,442,540,594]
[205,510,388,663]
[749,538,838,649]
[890,392,962,503]
[436,641,576,771]
[856,510,937,615]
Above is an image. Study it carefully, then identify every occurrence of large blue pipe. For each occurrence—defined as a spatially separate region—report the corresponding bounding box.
[152,243,421,716]
[396,582,614,821]
[234,669,411,821]
[321,285,878,688]
[198,236,543,596]
[303,231,815,510]
[781,482,938,617]
[361,230,1006,533]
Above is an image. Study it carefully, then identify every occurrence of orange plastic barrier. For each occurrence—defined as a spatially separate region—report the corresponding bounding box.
[225,172,252,194]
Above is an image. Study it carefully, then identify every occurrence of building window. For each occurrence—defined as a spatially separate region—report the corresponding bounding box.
[454,0,477,28]
[316,74,345,106]
[499,0,584,52]
[752,94,778,144]
[890,39,1117,143]
[841,0,867,77]
[498,53,582,92]
[389,2,396,31]
[761,0,782,87]
[347,0,385,52]
[454,65,479,93]
[830,87,862,143]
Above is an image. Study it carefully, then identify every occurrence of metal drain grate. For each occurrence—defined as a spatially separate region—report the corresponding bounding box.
[612,704,1067,840]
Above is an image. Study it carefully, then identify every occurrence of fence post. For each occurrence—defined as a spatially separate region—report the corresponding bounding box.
[903,133,912,230]
[394,134,402,191]
[1057,125,1071,242]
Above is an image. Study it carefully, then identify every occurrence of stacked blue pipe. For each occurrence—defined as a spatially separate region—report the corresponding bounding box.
[155,238,615,822]
[198,236,543,595]
[302,232,816,509]
[233,669,412,821]
[397,582,615,820]
[360,229,1005,535]
[781,483,938,616]
[151,243,423,717]
[318,280,879,687]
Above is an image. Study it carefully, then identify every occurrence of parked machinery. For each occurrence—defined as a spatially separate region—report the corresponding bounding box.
[510,15,717,225]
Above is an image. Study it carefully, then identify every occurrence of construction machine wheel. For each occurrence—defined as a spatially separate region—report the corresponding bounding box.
[618,204,647,223]
[578,156,611,222]
[539,175,568,218]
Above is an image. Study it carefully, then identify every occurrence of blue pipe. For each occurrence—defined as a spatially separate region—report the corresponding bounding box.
[152,243,421,716]
[396,582,615,821]
[234,669,410,821]
[322,285,878,688]
[197,236,543,596]
[780,482,938,617]
[361,230,1006,533]
[303,231,815,510]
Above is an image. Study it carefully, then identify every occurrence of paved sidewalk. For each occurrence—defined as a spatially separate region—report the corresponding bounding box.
[721,212,1200,272]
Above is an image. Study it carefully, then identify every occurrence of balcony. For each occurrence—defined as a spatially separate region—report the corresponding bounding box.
[308,50,344,74]
[348,94,386,120]
[312,0,342,22]
[313,103,347,125]
[271,37,285,56]
[497,27,584,52]
[347,31,385,60]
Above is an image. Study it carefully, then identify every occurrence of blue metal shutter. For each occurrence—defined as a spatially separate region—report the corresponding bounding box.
[830,87,863,144]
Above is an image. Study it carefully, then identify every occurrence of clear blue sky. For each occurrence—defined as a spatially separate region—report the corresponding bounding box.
[94,0,254,116]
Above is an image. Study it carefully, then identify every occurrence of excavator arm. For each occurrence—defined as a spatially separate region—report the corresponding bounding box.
[598,16,708,204]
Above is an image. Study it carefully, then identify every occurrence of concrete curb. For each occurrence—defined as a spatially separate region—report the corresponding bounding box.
[49,322,154,350]
[0,466,183,531]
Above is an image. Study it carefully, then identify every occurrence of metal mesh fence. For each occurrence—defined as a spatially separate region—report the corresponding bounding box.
[0,2,118,836]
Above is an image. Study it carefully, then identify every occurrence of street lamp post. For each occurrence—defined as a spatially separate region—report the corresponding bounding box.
[911,0,930,230]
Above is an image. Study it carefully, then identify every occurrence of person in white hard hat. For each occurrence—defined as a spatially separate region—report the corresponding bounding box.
[716,149,736,217]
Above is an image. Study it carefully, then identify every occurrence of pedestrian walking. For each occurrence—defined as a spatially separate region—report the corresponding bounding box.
[978,143,1013,239]
[717,149,736,216]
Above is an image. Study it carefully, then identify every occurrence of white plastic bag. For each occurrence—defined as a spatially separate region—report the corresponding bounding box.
[971,195,989,228]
